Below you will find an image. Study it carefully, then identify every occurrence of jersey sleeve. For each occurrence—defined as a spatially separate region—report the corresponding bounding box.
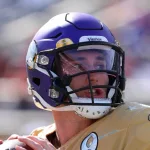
[30,126,45,136]
[30,124,56,139]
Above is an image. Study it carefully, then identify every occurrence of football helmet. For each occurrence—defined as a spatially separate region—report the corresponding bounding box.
[26,12,125,119]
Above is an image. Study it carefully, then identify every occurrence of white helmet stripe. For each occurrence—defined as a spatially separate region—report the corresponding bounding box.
[108,80,116,99]
[32,89,75,111]
[34,64,57,77]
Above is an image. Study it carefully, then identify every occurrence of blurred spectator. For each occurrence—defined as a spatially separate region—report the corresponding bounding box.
[0,52,8,77]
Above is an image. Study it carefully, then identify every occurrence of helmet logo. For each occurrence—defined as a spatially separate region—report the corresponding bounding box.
[26,41,38,69]
[79,36,108,42]
[56,38,73,48]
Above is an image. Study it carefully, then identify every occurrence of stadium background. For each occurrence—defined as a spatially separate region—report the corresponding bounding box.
[0,0,150,140]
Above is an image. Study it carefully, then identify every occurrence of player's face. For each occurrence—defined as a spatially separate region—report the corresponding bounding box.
[61,50,109,98]
[71,51,108,98]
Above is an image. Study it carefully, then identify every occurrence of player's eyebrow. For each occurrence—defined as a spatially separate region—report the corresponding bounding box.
[96,56,105,61]
[75,56,105,61]
[75,56,85,61]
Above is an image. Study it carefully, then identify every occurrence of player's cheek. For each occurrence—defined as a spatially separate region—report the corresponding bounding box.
[71,75,87,88]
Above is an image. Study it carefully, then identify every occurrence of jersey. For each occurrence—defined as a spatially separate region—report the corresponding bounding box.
[31,102,150,150]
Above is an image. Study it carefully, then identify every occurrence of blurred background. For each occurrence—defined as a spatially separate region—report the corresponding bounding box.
[0,0,150,140]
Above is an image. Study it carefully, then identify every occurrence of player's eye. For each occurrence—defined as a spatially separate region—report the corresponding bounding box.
[74,64,82,69]
[95,64,105,70]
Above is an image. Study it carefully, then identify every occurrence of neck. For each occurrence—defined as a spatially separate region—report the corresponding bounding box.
[52,111,96,145]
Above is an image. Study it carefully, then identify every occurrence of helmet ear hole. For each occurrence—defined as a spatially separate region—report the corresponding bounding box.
[32,77,40,86]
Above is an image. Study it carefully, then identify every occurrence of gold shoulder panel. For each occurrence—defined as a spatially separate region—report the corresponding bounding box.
[60,102,150,150]
[30,103,150,150]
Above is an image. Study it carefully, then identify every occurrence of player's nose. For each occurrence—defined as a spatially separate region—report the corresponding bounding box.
[88,72,108,85]
[88,73,99,85]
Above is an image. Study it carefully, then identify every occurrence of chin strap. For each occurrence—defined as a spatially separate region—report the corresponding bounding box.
[66,86,78,98]
[108,80,116,99]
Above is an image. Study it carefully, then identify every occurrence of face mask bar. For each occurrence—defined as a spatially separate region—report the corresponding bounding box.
[62,71,120,106]
[37,41,125,107]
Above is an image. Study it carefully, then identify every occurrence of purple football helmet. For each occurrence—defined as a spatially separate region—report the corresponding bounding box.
[26,12,125,119]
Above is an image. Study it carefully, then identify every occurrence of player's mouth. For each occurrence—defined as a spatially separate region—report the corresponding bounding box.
[84,88,105,98]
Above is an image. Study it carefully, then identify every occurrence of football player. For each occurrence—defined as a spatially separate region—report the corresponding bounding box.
[2,12,150,150]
